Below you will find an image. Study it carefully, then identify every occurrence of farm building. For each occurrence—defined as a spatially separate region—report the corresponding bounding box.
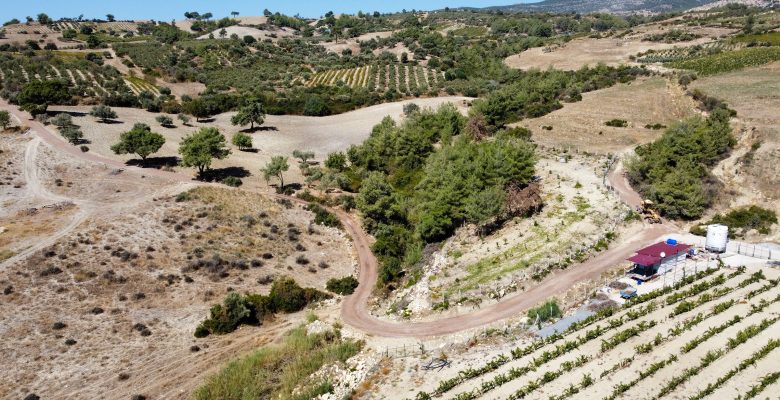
[626,239,692,280]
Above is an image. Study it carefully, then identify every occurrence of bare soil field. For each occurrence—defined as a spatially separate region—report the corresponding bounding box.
[691,61,780,229]
[48,96,471,188]
[514,77,697,153]
[196,25,295,41]
[0,177,355,400]
[505,25,732,71]
[320,31,394,54]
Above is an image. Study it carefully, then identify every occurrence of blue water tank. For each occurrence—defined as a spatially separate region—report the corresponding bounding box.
[666,238,678,246]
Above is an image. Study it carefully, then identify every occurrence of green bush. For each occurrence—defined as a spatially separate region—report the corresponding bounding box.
[605,119,628,127]
[306,203,341,228]
[221,176,242,187]
[326,276,359,295]
[195,278,330,337]
[527,299,562,324]
[690,205,777,237]
[195,325,362,400]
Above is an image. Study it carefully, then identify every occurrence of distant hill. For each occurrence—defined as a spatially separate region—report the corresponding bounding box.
[475,0,775,14]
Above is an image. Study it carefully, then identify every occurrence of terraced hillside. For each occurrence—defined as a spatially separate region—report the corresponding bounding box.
[306,63,445,95]
[0,54,134,99]
[415,266,780,400]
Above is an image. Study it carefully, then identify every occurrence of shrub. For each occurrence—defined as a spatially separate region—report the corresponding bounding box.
[60,126,84,144]
[50,113,73,128]
[221,176,242,187]
[232,132,253,150]
[604,119,628,127]
[194,278,330,337]
[305,203,341,228]
[691,205,777,237]
[175,191,191,202]
[156,114,174,127]
[527,299,562,324]
[644,123,666,130]
[326,276,359,295]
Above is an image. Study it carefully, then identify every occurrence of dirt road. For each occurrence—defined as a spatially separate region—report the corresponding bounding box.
[1,101,674,339]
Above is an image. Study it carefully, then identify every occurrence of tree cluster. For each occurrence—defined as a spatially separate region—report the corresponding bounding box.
[194,277,330,337]
[346,104,537,287]
[627,109,735,219]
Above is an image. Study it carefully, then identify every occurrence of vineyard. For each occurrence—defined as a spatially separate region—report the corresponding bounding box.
[0,55,134,99]
[667,47,780,76]
[306,63,445,94]
[124,75,159,95]
[416,267,780,400]
[635,41,743,64]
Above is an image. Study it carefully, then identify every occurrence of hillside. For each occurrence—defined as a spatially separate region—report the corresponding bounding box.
[481,0,773,13]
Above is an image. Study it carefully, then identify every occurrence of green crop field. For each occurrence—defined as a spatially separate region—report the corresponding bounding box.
[667,47,780,75]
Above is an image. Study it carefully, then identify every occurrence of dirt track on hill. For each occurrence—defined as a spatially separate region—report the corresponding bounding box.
[1,100,674,338]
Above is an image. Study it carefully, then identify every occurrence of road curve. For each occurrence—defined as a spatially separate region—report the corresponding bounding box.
[337,159,672,337]
[1,101,673,338]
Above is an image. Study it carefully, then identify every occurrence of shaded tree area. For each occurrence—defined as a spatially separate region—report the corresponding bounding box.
[626,109,735,220]
[344,104,538,288]
[472,65,650,128]
[194,277,330,337]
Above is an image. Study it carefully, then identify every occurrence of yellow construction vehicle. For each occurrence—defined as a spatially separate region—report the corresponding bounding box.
[640,200,662,224]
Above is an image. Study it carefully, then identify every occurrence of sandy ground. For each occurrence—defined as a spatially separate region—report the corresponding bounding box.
[320,30,394,54]
[505,24,733,71]
[513,76,696,154]
[196,25,295,41]
[48,96,471,187]
[0,137,357,400]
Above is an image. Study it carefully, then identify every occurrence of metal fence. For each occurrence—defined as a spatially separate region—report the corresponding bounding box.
[725,241,778,260]
[687,235,780,261]
[382,343,427,359]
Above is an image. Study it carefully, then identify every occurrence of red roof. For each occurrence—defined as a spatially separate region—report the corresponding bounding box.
[636,242,691,258]
[627,254,660,267]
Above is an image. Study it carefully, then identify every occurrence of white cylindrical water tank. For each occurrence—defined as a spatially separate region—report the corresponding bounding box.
[706,224,729,253]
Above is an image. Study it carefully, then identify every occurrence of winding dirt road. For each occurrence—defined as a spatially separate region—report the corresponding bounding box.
[1,100,675,338]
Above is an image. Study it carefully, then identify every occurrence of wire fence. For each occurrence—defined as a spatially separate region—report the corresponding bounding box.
[382,343,427,359]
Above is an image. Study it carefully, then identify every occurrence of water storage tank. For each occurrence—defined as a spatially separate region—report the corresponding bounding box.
[706,224,729,253]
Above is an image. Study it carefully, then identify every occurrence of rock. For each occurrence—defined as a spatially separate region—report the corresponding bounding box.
[305,319,329,335]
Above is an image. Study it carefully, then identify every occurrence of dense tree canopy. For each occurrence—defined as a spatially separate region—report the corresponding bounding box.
[17,80,70,116]
[347,104,537,287]
[627,109,734,219]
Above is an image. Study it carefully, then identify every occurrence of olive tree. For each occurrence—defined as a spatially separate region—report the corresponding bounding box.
[60,126,84,145]
[110,123,165,162]
[232,132,252,151]
[89,105,118,123]
[178,127,230,177]
[261,156,289,189]
[231,99,265,130]
[292,149,314,174]
[50,113,73,128]
[156,114,174,127]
